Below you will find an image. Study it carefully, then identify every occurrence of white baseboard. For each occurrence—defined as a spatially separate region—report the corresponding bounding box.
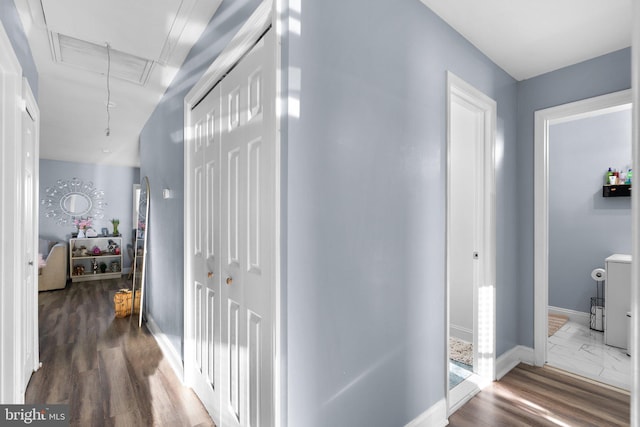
[450,325,473,342]
[405,398,448,427]
[548,306,590,327]
[449,377,481,414]
[145,313,184,383]
[496,345,534,380]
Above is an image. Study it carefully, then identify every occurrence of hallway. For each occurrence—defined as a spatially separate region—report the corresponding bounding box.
[26,278,214,426]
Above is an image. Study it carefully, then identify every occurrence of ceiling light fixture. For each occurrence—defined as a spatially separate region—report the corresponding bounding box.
[105,42,112,137]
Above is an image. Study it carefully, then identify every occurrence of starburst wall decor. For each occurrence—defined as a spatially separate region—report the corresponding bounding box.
[41,178,107,225]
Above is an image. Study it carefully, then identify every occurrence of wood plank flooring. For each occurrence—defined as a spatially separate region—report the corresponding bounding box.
[449,363,630,426]
[27,278,631,426]
[26,278,215,427]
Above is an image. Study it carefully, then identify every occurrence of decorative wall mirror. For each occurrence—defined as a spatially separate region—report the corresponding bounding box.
[41,178,107,224]
[132,176,150,327]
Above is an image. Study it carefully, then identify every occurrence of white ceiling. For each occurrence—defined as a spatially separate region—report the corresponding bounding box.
[421,0,633,81]
[15,0,223,167]
[15,1,633,167]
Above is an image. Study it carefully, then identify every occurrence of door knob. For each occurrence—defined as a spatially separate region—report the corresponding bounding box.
[28,261,34,266]
[207,271,213,278]
[226,276,233,285]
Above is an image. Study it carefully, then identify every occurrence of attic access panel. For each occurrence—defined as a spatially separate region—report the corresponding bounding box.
[40,0,182,60]
[50,33,154,85]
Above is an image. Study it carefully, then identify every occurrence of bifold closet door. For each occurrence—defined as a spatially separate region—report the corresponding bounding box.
[189,80,222,421]
[189,28,275,427]
[219,30,275,427]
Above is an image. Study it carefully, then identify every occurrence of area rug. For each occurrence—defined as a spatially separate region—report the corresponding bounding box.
[449,337,473,366]
[548,313,569,337]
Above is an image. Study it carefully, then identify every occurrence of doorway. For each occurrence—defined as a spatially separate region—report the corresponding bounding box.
[445,72,497,413]
[0,22,40,403]
[21,78,40,391]
[533,89,632,389]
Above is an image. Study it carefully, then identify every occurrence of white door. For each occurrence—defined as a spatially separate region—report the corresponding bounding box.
[446,72,496,410]
[21,79,39,389]
[189,82,222,420]
[187,28,275,427]
[219,30,275,427]
[449,96,480,347]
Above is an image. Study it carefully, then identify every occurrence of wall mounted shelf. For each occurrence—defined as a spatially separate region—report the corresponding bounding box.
[602,184,631,197]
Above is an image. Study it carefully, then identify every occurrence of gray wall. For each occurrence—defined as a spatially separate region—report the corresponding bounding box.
[0,1,38,98]
[516,48,632,347]
[138,0,261,356]
[549,110,632,312]
[39,159,139,270]
[282,1,518,425]
[135,0,633,424]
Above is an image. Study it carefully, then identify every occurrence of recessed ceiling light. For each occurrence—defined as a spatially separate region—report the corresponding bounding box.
[102,148,111,153]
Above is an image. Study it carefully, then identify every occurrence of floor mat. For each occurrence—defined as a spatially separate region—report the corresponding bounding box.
[548,313,569,337]
[449,359,472,389]
[450,337,473,365]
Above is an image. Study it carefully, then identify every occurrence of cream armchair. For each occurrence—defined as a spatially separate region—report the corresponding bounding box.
[38,239,67,291]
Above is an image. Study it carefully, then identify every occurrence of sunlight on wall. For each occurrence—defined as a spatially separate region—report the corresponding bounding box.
[495,128,505,169]
[276,0,302,120]
[160,64,179,89]
[289,17,301,36]
[288,96,300,118]
[477,284,495,380]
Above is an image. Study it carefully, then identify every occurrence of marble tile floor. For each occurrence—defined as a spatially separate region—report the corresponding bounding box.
[547,320,630,390]
[449,360,472,389]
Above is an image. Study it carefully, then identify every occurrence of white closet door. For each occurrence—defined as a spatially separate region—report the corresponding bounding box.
[189,82,222,421]
[188,27,275,427]
[220,30,275,427]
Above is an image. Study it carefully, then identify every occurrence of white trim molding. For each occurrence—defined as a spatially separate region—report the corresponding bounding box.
[445,71,497,413]
[145,314,184,383]
[496,345,535,381]
[548,306,590,327]
[405,398,448,427]
[533,89,632,367]
[0,19,26,404]
[184,0,272,106]
[631,2,640,425]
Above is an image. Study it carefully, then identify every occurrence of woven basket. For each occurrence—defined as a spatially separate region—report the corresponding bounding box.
[133,291,141,314]
[114,289,132,318]
[114,289,141,318]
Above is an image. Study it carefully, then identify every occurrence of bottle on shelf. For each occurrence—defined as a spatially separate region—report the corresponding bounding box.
[626,168,632,185]
[606,167,614,185]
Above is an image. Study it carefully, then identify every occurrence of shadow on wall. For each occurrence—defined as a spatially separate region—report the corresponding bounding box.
[592,190,631,210]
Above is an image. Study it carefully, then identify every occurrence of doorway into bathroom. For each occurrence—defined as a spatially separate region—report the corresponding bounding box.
[534,90,632,390]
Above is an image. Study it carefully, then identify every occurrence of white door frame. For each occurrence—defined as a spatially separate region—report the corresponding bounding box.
[632,4,640,424]
[0,20,28,404]
[630,5,640,427]
[445,71,497,412]
[183,0,279,425]
[22,76,41,385]
[533,89,632,367]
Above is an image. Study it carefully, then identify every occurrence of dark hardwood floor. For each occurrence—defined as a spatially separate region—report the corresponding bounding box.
[28,278,631,426]
[449,363,630,426]
[26,278,215,427]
